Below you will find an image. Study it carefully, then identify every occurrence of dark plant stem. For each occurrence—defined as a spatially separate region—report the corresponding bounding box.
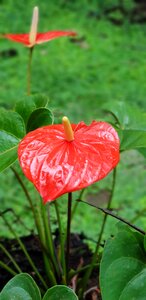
[27,47,33,95]
[90,205,145,235]
[54,201,66,283]
[71,188,85,219]
[66,192,72,284]
[78,201,146,236]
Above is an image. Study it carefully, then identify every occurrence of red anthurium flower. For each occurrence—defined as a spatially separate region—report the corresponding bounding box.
[18,117,120,203]
[3,6,76,47]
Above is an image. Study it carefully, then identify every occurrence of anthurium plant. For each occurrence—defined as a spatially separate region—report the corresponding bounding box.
[2,6,76,94]
[1,5,146,300]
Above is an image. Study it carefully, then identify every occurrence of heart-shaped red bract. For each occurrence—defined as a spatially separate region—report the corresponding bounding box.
[18,121,120,203]
[4,31,76,47]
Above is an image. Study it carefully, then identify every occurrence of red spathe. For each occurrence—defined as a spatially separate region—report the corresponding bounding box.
[18,121,120,203]
[4,31,76,47]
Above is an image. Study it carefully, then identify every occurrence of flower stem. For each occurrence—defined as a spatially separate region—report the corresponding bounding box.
[66,192,72,284]
[95,167,117,253]
[11,167,43,237]
[33,196,57,283]
[11,167,34,211]
[54,201,66,282]
[11,167,57,285]
[27,47,33,95]
[72,189,85,219]
[41,202,61,281]
[79,168,117,297]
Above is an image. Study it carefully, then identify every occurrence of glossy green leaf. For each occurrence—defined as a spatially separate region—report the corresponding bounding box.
[0,273,41,300]
[0,287,32,300]
[43,285,78,300]
[143,235,146,253]
[102,257,145,300]
[119,269,146,300]
[100,224,146,300]
[0,108,25,138]
[0,130,19,172]
[15,94,49,126]
[26,108,54,132]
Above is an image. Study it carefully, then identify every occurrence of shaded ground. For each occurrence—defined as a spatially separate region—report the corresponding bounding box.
[88,0,146,25]
[0,233,101,300]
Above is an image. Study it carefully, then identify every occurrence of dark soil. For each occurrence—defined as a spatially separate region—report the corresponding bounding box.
[0,233,101,300]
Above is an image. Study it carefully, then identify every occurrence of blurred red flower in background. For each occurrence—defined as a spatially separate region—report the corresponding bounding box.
[3,6,76,47]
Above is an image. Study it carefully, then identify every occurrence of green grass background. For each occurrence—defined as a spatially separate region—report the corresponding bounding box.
[1,0,146,247]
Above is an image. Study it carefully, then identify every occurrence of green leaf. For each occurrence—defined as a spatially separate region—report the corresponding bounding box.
[0,145,18,172]
[26,108,54,132]
[33,94,49,108]
[119,269,146,300]
[0,130,19,172]
[104,101,146,130]
[104,101,146,151]
[43,285,78,300]
[100,224,146,300]
[15,94,49,126]
[0,108,25,139]
[0,287,32,300]
[143,235,146,252]
[102,257,145,300]
[119,130,146,151]
[0,273,41,300]
[15,96,36,126]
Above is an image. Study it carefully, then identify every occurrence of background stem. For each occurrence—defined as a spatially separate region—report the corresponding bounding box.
[27,47,33,95]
